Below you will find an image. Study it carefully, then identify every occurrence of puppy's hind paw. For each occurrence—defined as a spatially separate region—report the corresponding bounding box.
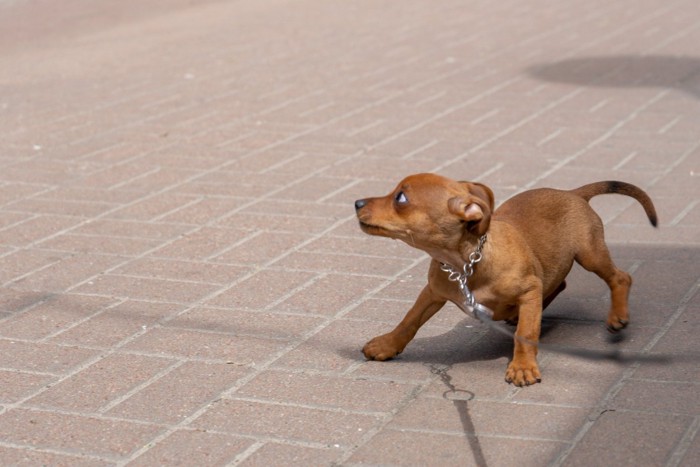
[606,317,629,333]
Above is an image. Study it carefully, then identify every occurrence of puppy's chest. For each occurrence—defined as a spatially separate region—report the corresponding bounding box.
[429,273,506,311]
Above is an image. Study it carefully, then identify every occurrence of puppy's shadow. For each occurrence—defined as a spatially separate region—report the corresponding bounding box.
[404,315,561,364]
[339,301,653,366]
[528,55,700,99]
[337,316,561,366]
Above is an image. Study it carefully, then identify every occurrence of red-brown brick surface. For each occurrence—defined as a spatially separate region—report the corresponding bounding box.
[1,0,698,465]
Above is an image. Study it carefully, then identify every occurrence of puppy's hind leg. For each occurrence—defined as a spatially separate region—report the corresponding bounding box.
[575,238,631,333]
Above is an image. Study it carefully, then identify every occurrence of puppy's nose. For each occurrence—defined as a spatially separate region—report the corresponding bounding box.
[354,199,367,211]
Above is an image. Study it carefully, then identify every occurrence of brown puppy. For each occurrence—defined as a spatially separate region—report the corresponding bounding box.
[354,173,657,386]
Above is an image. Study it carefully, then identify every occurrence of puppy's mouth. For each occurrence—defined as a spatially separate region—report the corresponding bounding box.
[358,221,394,237]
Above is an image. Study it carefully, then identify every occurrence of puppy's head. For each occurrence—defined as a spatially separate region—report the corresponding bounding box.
[354,173,494,252]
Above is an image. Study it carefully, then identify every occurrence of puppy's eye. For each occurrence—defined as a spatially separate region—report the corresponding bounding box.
[395,191,408,205]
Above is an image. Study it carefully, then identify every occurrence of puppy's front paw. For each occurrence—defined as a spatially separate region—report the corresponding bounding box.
[362,334,403,361]
[505,360,541,387]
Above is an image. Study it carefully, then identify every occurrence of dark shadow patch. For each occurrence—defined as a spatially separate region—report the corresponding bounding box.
[528,55,700,99]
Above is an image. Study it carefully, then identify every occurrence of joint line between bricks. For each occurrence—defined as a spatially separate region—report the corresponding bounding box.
[667,415,700,467]
[96,360,187,415]
[670,199,699,226]
[0,439,115,464]
[36,298,129,343]
[222,395,387,418]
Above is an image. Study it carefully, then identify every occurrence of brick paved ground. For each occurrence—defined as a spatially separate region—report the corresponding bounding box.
[1,0,699,465]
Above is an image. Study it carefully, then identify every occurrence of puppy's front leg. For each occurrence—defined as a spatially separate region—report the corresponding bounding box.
[506,285,543,386]
[363,285,446,361]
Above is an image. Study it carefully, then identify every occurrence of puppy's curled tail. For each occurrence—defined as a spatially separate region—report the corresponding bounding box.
[571,181,658,227]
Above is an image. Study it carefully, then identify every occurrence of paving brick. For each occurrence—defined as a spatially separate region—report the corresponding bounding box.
[212,231,310,266]
[0,214,82,247]
[369,259,435,300]
[0,160,96,185]
[0,184,50,207]
[158,196,247,225]
[272,250,414,277]
[113,257,246,285]
[167,306,325,340]
[184,171,289,198]
[634,258,695,304]
[129,429,252,466]
[10,253,126,293]
[0,446,110,467]
[0,370,54,404]
[45,186,145,205]
[36,233,160,257]
[0,288,55,315]
[75,163,162,191]
[216,211,332,234]
[6,197,115,218]
[564,411,692,466]
[344,296,436,325]
[72,274,221,303]
[107,168,195,194]
[0,294,116,340]
[106,361,249,424]
[104,192,199,222]
[204,269,317,310]
[0,249,70,285]
[0,408,162,459]
[240,443,341,466]
[150,226,253,260]
[302,233,426,259]
[348,429,566,467]
[0,212,31,232]
[391,397,588,441]
[276,274,379,316]
[240,199,342,220]
[271,319,397,373]
[0,339,99,375]
[269,175,348,203]
[193,399,379,447]
[27,353,175,413]
[680,433,700,467]
[124,326,286,364]
[610,380,700,415]
[236,369,419,413]
[49,300,183,347]
[72,218,192,240]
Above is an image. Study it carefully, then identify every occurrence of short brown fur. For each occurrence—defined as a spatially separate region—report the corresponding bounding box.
[354,173,657,386]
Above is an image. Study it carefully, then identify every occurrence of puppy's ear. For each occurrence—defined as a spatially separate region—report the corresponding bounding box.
[448,182,494,236]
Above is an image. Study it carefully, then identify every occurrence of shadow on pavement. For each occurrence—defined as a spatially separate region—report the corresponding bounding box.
[528,54,700,99]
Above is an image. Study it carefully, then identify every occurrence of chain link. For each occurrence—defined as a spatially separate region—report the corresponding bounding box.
[440,234,487,311]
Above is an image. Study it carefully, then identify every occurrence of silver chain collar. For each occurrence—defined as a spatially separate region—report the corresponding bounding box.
[440,234,490,319]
